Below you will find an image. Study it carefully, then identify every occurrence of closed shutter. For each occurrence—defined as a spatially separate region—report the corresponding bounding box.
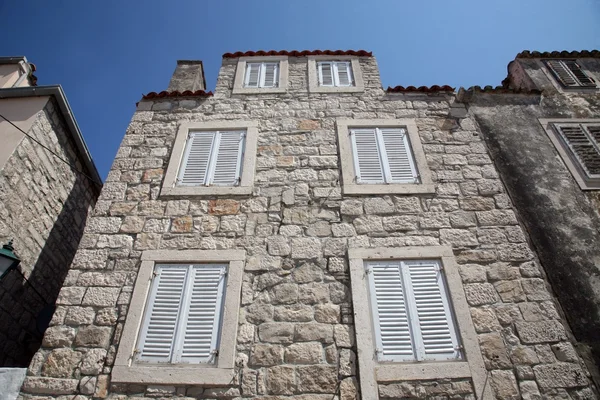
[555,124,600,178]
[178,132,215,186]
[380,128,419,183]
[318,62,334,86]
[335,62,352,86]
[137,265,187,363]
[564,60,596,87]
[178,265,226,363]
[546,60,578,87]
[350,128,385,183]
[262,63,278,88]
[403,261,461,361]
[546,60,596,88]
[367,262,415,361]
[245,63,261,87]
[211,131,245,186]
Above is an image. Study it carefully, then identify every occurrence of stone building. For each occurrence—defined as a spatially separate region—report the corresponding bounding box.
[0,57,101,392]
[18,50,598,399]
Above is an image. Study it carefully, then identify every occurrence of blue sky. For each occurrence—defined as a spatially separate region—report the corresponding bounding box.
[2,0,599,179]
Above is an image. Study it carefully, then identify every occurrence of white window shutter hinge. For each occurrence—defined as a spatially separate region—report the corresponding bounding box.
[455,345,464,351]
[211,349,219,356]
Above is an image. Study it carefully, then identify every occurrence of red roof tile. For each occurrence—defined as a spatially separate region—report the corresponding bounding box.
[386,85,454,93]
[464,85,542,94]
[142,90,213,100]
[516,50,600,59]
[222,50,372,58]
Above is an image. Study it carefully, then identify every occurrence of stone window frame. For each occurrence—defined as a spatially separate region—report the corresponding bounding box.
[348,246,490,400]
[161,120,258,197]
[308,55,364,93]
[336,118,435,195]
[112,249,245,386]
[539,118,600,190]
[232,56,289,94]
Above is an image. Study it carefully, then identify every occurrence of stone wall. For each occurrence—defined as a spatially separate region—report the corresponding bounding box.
[19,56,597,399]
[0,98,99,367]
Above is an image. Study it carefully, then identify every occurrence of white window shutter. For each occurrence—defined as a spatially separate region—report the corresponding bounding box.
[178,264,226,363]
[403,261,461,361]
[367,262,415,362]
[210,131,245,186]
[262,63,278,88]
[318,62,334,86]
[556,124,600,178]
[564,60,596,87]
[178,131,215,186]
[380,128,419,183]
[335,62,352,86]
[137,265,187,363]
[245,63,261,87]
[350,128,385,183]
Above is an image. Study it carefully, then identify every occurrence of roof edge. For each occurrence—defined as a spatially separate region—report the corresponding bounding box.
[141,90,214,100]
[0,85,102,185]
[386,85,455,93]
[516,50,600,59]
[223,50,373,58]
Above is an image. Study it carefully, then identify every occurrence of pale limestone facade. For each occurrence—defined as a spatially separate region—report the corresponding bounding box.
[19,53,597,399]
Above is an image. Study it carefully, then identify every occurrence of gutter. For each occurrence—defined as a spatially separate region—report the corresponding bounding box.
[0,85,102,185]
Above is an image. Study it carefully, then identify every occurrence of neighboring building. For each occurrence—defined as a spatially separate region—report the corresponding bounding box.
[18,51,598,399]
[459,50,600,390]
[0,56,101,393]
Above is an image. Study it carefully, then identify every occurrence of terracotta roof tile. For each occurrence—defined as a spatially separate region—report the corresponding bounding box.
[142,90,213,100]
[516,50,600,59]
[222,50,372,58]
[386,85,454,93]
[464,85,542,94]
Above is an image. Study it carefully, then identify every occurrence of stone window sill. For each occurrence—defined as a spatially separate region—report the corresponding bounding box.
[342,183,436,195]
[160,185,253,197]
[111,365,235,385]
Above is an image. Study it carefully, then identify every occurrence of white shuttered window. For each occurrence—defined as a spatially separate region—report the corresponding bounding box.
[350,127,419,184]
[136,264,227,364]
[366,260,462,362]
[318,61,353,87]
[244,62,279,88]
[177,130,245,187]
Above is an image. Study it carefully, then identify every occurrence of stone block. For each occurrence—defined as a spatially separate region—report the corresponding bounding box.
[533,363,588,388]
[82,287,120,307]
[295,323,334,343]
[490,370,519,400]
[440,228,478,247]
[267,236,291,256]
[382,215,418,231]
[464,283,499,306]
[271,283,299,305]
[245,302,274,324]
[274,304,314,322]
[364,197,395,214]
[292,263,323,283]
[42,349,82,378]
[208,199,240,215]
[291,237,322,259]
[353,215,384,234]
[478,332,511,369]
[340,200,363,216]
[22,377,79,395]
[42,326,76,348]
[284,342,323,364]
[266,365,295,395]
[258,322,295,344]
[80,348,107,375]
[296,365,337,393]
[250,344,284,366]
[314,304,340,323]
[515,320,567,344]
[74,326,112,348]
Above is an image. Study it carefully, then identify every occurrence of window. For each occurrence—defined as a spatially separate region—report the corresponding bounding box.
[161,121,258,196]
[539,119,600,190]
[348,246,488,399]
[544,60,596,88]
[232,56,288,94]
[308,56,364,93]
[318,61,353,87]
[113,249,245,385]
[337,119,435,194]
[367,259,461,362]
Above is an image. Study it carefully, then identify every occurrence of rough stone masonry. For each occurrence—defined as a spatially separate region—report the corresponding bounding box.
[18,54,598,399]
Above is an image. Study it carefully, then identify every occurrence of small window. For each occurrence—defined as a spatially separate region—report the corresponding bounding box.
[318,61,353,87]
[178,130,245,187]
[137,263,226,364]
[366,259,462,362]
[544,60,596,88]
[244,62,279,88]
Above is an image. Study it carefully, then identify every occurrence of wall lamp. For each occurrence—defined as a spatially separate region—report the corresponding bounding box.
[0,240,21,279]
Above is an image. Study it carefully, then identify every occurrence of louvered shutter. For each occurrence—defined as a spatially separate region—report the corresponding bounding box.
[546,60,596,88]
[546,61,578,87]
[210,131,245,186]
[245,63,261,87]
[262,63,278,88]
[350,128,385,183]
[335,62,352,86]
[318,62,334,86]
[564,60,596,87]
[556,124,600,177]
[177,265,226,363]
[178,132,215,186]
[403,261,461,361]
[380,128,419,183]
[137,265,187,363]
[367,262,415,361]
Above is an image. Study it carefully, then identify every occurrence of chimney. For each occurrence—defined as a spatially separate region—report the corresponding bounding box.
[167,60,206,92]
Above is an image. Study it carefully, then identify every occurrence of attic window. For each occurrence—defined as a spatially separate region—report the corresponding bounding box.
[544,60,596,88]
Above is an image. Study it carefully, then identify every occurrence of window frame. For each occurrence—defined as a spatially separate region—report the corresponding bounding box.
[539,118,600,190]
[308,56,364,93]
[336,119,435,195]
[243,62,279,88]
[348,246,489,400]
[112,249,245,386]
[161,121,258,197]
[543,59,597,89]
[232,56,288,94]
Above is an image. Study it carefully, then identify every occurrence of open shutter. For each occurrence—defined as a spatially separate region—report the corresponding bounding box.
[137,265,187,363]
[318,62,334,86]
[178,131,215,186]
[262,63,278,88]
[368,262,415,361]
[350,128,385,183]
[335,62,352,86]
[178,264,226,363]
[555,124,600,178]
[380,128,419,183]
[546,60,578,87]
[210,131,245,186]
[245,63,261,87]
[403,261,461,361]
[564,60,596,87]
